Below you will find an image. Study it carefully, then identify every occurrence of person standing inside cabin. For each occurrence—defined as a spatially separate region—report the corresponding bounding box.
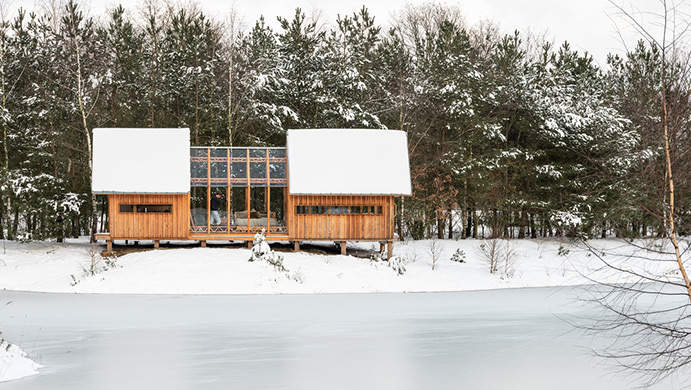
[210,193,223,225]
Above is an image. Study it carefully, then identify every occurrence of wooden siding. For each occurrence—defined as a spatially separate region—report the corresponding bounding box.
[287,195,394,240]
[108,194,190,239]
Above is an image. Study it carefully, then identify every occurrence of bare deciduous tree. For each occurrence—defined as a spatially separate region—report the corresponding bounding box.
[581,1,691,386]
[426,238,444,270]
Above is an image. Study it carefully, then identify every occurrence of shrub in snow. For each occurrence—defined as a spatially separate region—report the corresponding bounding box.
[427,239,445,270]
[71,244,119,286]
[249,229,291,275]
[558,244,570,257]
[388,255,407,276]
[477,238,517,279]
[477,240,499,274]
[370,248,407,275]
[450,249,467,263]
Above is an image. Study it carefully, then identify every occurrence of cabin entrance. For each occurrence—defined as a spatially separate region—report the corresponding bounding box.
[190,147,288,236]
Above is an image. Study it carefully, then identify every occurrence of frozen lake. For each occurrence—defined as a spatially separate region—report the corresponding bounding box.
[0,288,679,389]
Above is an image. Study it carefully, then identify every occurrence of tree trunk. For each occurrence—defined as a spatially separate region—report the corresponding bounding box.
[660,56,691,303]
[0,193,4,239]
[436,216,444,239]
[11,205,19,238]
[448,208,453,239]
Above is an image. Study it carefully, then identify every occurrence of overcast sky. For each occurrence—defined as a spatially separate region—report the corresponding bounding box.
[6,0,667,66]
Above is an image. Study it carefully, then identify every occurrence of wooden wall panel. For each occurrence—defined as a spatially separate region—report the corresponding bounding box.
[287,195,394,240]
[108,194,190,239]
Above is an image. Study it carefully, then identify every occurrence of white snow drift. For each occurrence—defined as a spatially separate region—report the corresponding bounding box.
[0,343,41,383]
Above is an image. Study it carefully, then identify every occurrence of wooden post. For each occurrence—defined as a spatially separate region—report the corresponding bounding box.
[107,240,112,252]
[247,241,252,249]
[379,242,385,253]
[341,241,347,255]
[207,147,211,233]
[231,148,232,234]
[200,240,206,248]
[266,147,271,231]
[293,241,300,251]
[246,149,251,230]
[154,240,159,249]
[387,240,393,260]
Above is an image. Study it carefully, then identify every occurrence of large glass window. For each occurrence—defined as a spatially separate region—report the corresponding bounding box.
[190,147,288,233]
[190,147,286,188]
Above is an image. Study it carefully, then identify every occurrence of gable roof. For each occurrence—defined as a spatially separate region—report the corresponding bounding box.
[286,129,412,196]
[92,128,191,194]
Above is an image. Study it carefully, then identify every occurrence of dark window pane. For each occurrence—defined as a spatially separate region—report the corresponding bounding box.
[210,148,227,158]
[269,149,286,159]
[231,162,246,179]
[296,206,308,214]
[191,148,207,158]
[249,149,266,158]
[136,204,172,213]
[351,206,361,214]
[231,148,247,158]
[250,162,266,179]
[375,206,383,215]
[268,162,286,179]
[330,206,348,214]
[311,206,326,214]
[190,161,208,179]
[210,161,228,179]
[119,204,133,213]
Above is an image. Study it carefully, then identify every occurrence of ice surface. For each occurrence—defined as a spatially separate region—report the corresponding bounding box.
[92,128,191,194]
[0,288,680,390]
[287,129,412,195]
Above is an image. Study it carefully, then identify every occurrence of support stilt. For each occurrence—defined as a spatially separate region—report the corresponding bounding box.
[247,241,252,249]
[387,241,393,260]
[201,240,206,248]
[107,240,112,252]
[341,241,347,255]
[154,240,159,249]
[294,241,300,251]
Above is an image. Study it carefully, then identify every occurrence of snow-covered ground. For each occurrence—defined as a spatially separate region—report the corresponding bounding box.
[0,236,681,295]
[0,343,40,383]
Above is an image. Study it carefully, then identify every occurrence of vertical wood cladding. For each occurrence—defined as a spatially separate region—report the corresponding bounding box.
[108,194,190,239]
[287,195,394,240]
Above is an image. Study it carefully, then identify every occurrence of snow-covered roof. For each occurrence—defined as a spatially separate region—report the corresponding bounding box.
[286,129,412,195]
[92,128,190,194]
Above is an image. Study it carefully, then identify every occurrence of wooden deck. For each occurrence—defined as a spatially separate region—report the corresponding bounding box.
[189,233,290,241]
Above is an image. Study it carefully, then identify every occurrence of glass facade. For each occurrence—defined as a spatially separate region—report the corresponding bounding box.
[191,147,287,188]
[190,147,288,235]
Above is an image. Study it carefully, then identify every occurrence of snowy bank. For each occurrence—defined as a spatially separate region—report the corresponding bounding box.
[0,237,681,295]
[0,343,41,383]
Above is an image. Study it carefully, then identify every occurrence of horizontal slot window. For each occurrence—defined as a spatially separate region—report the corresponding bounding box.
[136,204,173,213]
[296,205,382,215]
[119,204,134,213]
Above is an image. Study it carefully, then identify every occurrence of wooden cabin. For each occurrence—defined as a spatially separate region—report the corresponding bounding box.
[93,128,412,257]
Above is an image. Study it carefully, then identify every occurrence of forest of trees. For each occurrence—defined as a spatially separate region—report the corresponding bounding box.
[0,0,689,242]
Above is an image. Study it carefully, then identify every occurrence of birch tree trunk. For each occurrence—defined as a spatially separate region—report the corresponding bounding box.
[65,1,98,242]
[0,15,11,240]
